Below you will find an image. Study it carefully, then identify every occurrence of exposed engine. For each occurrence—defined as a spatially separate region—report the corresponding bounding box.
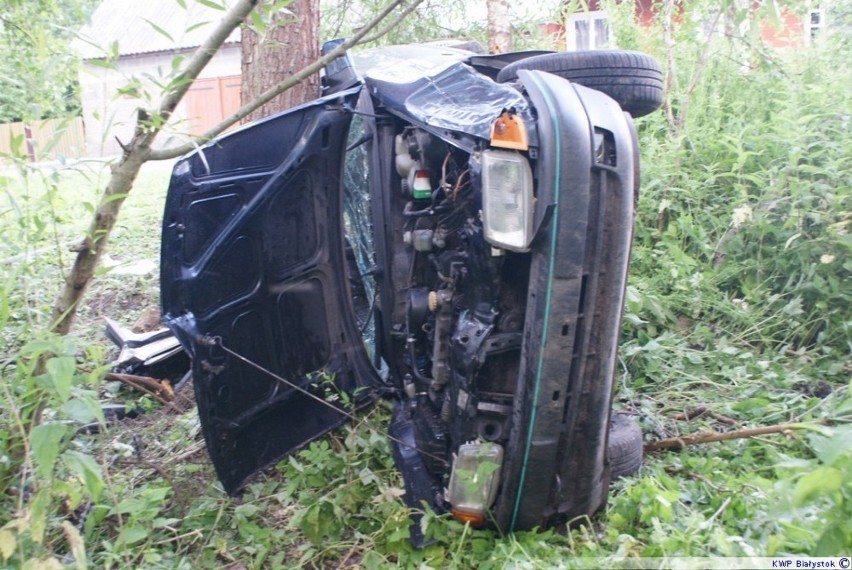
[391,127,530,481]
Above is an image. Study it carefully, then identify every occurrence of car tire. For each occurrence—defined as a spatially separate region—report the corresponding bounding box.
[608,414,643,478]
[496,50,663,118]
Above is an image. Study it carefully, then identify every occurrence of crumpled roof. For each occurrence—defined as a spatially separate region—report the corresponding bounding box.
[74,0,240,59]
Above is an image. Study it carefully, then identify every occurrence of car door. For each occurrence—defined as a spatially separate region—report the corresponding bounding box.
[160,86,382,493]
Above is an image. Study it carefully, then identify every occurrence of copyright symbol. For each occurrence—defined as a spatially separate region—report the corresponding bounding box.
[839,557,849,569]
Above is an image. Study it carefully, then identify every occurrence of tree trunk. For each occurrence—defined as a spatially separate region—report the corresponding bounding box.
[241,0,320,122]
[487,0,512,54]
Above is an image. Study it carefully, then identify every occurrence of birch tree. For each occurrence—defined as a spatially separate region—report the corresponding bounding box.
[487,0,511,53]
[49,0,426,335]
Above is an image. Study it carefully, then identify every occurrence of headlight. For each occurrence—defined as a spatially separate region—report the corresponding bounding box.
[481,149,534,252]
[447,442,504,526]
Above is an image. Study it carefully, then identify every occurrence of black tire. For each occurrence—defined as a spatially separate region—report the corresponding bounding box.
[496,50,663,118]
[608,414,643,478]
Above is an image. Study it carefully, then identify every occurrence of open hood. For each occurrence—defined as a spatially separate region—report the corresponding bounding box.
[160,86,381,493]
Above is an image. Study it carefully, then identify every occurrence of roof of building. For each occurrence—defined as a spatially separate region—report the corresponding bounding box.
[74,0,241,59]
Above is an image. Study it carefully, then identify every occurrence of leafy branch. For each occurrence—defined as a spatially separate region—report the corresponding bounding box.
[147,0,425,160]
[49,0,424,335]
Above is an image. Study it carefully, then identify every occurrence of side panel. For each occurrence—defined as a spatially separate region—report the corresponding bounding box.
[161,88,380,493]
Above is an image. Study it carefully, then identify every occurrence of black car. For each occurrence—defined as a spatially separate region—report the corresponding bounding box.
[160,42,662,540]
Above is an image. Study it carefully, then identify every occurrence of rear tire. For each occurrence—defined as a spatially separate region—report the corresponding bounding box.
[496,50,663,118]
[608,414,643,478]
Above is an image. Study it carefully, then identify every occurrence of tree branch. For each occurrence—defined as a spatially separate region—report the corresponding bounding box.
[148,0,425,161]
[48,0,258,335]
[358,0,424,44]
[139,0,258,150]
[674,8,722,139]
[662,0,677,136]
[644,420,829,452]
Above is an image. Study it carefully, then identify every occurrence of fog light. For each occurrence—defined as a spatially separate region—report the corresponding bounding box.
[481,149,534,252]
[450,508,486,527]
[447,442,504,524]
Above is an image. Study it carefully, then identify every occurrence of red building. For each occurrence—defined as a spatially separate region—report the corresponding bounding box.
[561,1,823,51]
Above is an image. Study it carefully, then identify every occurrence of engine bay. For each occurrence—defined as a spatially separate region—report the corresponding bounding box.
[385,126,532,486]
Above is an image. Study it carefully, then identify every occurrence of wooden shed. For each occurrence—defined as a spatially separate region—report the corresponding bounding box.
[75,0,241,157]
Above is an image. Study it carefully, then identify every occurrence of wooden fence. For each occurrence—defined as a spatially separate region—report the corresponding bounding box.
[0,117,85,162]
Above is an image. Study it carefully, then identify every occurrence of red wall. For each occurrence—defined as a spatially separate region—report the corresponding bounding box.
[564,0,806,50]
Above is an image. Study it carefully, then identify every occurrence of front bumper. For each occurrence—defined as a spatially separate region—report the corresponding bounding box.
[494,70,638,531]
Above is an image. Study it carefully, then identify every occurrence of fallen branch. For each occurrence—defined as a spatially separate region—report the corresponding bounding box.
[644,420,829,452]
[670,406,737,426]
[105,372,173,405]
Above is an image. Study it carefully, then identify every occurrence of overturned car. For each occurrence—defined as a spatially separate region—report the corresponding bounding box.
[160,42,662,538]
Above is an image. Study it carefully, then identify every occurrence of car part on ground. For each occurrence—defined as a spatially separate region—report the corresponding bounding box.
[496,50,664,118]
[105,317,185,373]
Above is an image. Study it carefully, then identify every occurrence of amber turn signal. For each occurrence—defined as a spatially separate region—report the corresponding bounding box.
[450,508,486,527]
[489,111,529,151]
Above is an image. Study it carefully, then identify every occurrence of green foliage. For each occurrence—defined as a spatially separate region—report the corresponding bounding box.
[627,17,851,358]
[0,0,96,122]
[322,0,478,47]
[320,0,566,51]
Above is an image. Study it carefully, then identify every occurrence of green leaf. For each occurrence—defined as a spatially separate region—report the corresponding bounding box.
[63,450,104,501]
[170,55,185,72]
[815,522,850,556]
[792,467,842,506]
[119,525,149,546]
[62,393,106,425]
[142,18,174,42]
[20,339,61,356]
[193,0,225,10]
[298,501,333,544]
[46,356,76,402]
[234,503,261,519]
[86,58,119,70]
[249,11,265,32]
[30,423,69,478]
[30,489,50,545]
[0,529,15,561]
[100,192,129,206]
[362,550,385,570]
[809,425,852,466]
[185,21,209,33]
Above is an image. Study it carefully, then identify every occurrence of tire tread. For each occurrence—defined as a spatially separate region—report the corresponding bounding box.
[497,50,664,118]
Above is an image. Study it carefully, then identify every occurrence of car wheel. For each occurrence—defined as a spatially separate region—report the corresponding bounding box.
[608,414,643,478]
[496,50,663,118]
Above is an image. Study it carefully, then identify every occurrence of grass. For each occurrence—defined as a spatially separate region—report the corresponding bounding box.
[1,19,850,569]
[1,158,173,346]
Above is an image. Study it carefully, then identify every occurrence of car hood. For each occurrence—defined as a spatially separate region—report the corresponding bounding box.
[353,45,537,152]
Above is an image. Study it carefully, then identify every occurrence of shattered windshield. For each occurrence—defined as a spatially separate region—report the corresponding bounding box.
[342,113,377,350]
